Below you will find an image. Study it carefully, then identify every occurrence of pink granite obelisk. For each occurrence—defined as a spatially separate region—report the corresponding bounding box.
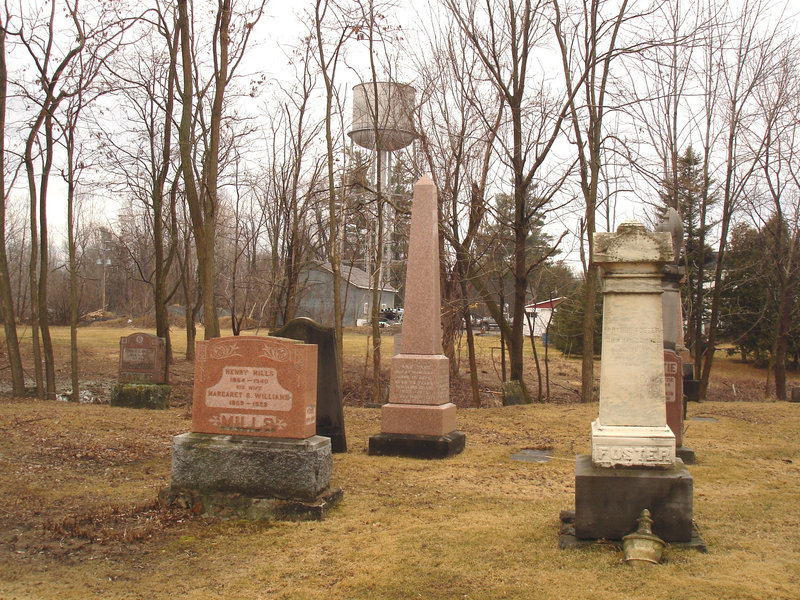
[369,175,465,458]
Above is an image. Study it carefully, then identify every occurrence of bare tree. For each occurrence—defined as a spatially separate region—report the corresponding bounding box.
[447,0,575,402]
[314,0,357,381]
[176,0,265,340]
[698,0,788,399]
[553,0,653,402]
[15,1,89,398]
[749,40,800,400]
[0,7,24,396]
[105,2,180,363]
[413,6,502,404]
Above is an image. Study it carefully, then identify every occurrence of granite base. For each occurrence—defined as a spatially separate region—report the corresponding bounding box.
[368,431,466,458]
[574,454,694,542]
[170,433,332,501]
[558,510,706,551]
[110,383,171,409]
[159,486,343,521]
[676,446,696,465]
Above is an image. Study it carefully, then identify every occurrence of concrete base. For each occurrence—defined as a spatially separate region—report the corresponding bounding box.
[559,510,706,551]
[159,486,343,521]
[170,433,331,501]
[677,446,696,465]
[368,431,466,459]
[574,454,693,542]
[110,383,171,409]
[502,380,528,406]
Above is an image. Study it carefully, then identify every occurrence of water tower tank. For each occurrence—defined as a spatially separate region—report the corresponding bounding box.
[348,82,417,151]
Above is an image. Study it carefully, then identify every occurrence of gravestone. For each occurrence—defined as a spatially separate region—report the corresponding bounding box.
[369,175,465,458]
[270,317,347,453]
[502,380,526,406]
[791,387,800,403]
[658,208,695,463]
[664,349,683,447]
[110,333,170,409]
[119,333,167,383]
[572,221,695,544]
[161,336,342,520]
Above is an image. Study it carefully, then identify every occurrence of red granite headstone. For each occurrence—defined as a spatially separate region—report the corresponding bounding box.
[192,336,317,439]
[119,333,167,384]
[664,349,683,447]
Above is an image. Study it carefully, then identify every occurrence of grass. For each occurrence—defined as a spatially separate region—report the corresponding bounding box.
[0,399,799,599]
[0,326,799,598]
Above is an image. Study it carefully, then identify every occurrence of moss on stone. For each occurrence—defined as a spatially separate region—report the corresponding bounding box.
[110,384,171,409]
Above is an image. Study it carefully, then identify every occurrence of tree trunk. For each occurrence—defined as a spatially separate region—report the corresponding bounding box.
[25,131,43,398]
[315,0,345,376]
[0,25,24,396]
[66,126,80,401]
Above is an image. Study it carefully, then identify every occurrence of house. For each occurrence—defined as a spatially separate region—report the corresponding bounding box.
[521,298,563,338]
[294,262,398,327]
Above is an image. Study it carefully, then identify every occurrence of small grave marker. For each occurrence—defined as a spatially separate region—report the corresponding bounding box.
[270,318,347,452]
[110,333,170,409]
[119,333,167,384]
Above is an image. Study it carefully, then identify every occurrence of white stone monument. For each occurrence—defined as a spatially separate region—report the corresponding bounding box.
[591,221,676,468]
[569,220,695,545]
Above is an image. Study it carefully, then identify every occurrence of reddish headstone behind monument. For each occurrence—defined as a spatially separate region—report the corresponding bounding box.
[664,349,683,447]
[192,336,317,439]
[119,333,167,384]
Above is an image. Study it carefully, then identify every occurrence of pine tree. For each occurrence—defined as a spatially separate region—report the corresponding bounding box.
[659,146,717,363]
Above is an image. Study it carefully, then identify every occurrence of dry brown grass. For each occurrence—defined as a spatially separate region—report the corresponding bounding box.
[0,397,798,599]
[0,326,799,598]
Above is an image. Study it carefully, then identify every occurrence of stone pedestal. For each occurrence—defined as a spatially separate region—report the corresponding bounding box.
[170,433,332,500]
[162,433,341,520]
[110,383,171,409]
[574,455,693,542]
[369,175,464,458]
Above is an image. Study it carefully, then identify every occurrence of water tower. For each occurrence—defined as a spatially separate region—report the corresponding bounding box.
[347,82,417,312]
[348,82,417,152]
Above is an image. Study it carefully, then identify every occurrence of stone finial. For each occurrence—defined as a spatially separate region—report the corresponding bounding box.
[656,208,684,264]
[593,220,674,266]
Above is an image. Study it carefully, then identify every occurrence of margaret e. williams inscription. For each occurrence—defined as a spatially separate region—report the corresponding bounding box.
[192,336,317,439]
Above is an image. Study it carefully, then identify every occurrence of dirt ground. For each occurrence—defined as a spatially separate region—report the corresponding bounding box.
[0,326,798,598]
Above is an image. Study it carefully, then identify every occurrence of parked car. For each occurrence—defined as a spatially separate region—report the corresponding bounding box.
[475,316,500,333]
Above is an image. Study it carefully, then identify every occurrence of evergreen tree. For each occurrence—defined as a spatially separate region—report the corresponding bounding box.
[718,223,772,364]
[551,278,602,357]
[659,146,717,361]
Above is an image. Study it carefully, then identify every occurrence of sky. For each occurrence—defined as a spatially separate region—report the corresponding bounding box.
[7,0,797,275]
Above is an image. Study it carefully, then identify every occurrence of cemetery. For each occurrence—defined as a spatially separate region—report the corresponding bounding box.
[0,200,798,597]
[2,1,800,598]
[0,361,797,598]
